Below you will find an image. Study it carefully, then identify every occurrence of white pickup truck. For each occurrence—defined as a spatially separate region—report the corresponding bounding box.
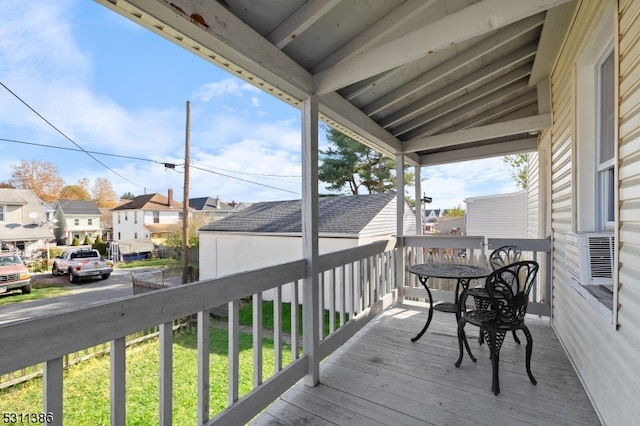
[51,248,114,283]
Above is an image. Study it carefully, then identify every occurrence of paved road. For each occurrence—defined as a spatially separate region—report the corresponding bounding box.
[0,269,156,325]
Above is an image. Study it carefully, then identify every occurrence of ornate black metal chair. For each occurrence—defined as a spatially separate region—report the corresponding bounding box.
[466,245,522,344]
[455,260,539,395]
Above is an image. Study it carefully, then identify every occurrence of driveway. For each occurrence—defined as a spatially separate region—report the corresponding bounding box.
[0,269,146,325]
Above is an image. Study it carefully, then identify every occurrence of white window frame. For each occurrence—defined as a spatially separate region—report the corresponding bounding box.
[574,4,617,323]
[0,205,5,222]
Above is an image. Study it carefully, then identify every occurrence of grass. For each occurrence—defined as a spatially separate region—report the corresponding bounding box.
[0,285,69,306]
[237,300,348,337]
[0,324,291,425]
[114,258,186,269]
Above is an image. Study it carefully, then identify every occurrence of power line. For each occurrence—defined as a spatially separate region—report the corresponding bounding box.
[0,138,160,163]
[190,164,300,195]
[189,160,301,178]
[0,81,144,189]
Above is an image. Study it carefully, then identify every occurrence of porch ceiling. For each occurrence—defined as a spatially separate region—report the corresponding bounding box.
[96,0,576,167]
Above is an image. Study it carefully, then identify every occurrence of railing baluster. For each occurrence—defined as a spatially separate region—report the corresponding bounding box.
[274,286,282,371]
[318,272,325,340]
[197,310,210,424]
[159,321,173,426]
[290,281,299,360]
[339,266,346,326]
[228,299,240,403]
[44,357,63,426]
[253,292,263,386]
[110,337,126,426]
[329,268,335,334]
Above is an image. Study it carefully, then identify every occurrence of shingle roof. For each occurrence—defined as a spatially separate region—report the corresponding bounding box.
[200,192,396,234]
[56,200,101,215]
[112,193,184,211]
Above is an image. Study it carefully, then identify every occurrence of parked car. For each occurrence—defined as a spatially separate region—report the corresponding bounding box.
[51,248,113,283]
[0,254,32,294]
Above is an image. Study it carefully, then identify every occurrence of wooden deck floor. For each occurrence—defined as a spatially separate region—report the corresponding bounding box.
[251,301,600,426]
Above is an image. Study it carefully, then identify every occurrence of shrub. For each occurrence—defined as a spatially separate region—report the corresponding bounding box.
[92,242,108,256]
[83,235,93,245]
[71,237,80,246]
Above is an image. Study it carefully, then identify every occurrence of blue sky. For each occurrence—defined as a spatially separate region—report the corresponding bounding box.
[0,0,520,210]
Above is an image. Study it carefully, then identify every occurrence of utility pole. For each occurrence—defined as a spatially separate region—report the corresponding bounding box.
[182,101,190,283]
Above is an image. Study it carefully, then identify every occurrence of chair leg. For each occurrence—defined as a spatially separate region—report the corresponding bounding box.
[512,330,521,344]
[491,347,500,395]
[522,325,537,385]
[455,319,476,367]
[486,330,506,395]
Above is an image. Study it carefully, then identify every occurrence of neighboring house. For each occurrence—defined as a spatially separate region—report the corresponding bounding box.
[112,189,186,244]
[53,200,103,245]
[423,208,440,222]
[99,208,113,241]
[189,196,251,224]
[427,216,465,236]
[464,191,527,242]
[0,189,54,258]
[199,192,416,305]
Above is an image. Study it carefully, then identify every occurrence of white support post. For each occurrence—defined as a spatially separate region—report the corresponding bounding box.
[396,153,405,300]
[414,166,424,265]
[301,96,320,386]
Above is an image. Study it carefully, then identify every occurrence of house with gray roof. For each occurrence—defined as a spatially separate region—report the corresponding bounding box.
[53,199,103,245]
[199,192,416,284]
[189,196,251,224]
[0,189,55,258]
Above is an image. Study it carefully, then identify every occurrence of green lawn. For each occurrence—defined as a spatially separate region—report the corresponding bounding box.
[0,285,69,306]
[0,324,291,425]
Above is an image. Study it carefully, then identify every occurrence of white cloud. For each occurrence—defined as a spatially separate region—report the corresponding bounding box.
[193,78,259,101]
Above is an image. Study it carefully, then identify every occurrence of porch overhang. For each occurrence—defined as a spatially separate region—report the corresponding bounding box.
[95,0,576,167]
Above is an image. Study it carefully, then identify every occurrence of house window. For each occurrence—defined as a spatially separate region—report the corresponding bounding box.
[597,50,615,231]
[118,213,121,224]
[125,212,128,221]
[74,219,79,226]
[134,211,138,224]
[153,211,159,224]
[134,232,138,239]
[0,206,4,222]
[179,211,183,221]
[118,232,121,240]
[574,5,616,323]
[88,218,93,226]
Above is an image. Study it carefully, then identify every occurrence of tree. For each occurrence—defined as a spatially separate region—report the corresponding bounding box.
[443,205,465,217]
[121,192,135,200]
[92,178,119,208]
[0,182,15,188]
[164,215,209,251]
[319,127,414,195]
[9,160,64,203]
[503,153,528,189]
[59,184,91,200]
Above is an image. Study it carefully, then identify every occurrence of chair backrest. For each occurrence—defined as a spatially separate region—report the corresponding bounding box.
[489,245,522,271]
[485,261,539,325]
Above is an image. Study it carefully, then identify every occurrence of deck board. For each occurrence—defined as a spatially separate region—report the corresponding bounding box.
[251,302,600,425]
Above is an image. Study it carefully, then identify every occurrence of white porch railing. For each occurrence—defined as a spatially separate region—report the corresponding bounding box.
[0,239,398,425]
[401,235,552,316]
[0,236,550,424]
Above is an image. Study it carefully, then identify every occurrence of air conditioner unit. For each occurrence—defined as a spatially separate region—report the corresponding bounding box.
[565,231,615,285]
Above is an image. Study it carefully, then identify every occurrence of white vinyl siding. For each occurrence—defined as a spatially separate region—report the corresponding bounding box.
[465,191,527,241]
[549,1,640,424]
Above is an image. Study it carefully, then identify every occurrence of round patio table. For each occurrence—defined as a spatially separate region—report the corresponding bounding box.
[408,263,491,343]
